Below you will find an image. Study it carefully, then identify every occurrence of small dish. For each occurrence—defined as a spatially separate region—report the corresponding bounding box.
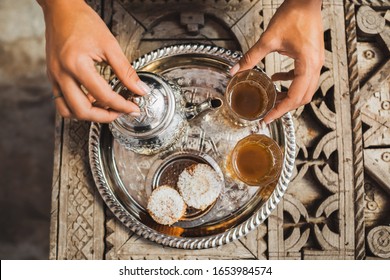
[145,151,224,222]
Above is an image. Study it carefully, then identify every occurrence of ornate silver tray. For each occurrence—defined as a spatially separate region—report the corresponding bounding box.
[89,44,296,249]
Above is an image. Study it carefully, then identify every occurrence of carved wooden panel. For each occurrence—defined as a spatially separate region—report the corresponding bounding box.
[111,0,267,60]
[265,0,356,260]
[49,0,390,259]
[352,2,390,260]
[50,118,105,260]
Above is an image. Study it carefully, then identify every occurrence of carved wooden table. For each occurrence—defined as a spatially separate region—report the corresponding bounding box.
[49,0,390,260]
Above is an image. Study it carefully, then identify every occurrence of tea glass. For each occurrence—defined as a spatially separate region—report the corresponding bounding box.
[224,69,277,126]
[226,134,283,186]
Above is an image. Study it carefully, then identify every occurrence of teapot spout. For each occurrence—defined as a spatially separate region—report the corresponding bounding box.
[185,97,223,120]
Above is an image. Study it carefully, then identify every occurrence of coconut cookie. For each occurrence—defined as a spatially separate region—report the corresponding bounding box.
[177,164,223,210]
[147,185,186,225]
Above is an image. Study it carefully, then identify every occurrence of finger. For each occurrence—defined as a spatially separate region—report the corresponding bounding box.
[86,93,96,103]
[298,61,322,105]
[275,91,287,104]
[263,73,310,124]
[52,83,74,118]
[104,43,150,96]
[230,33,277,75]
[271,70,295,81]
[300,77,320,105]
[70,57,141,114]
[60,75,121,123]
[80,85,97,103]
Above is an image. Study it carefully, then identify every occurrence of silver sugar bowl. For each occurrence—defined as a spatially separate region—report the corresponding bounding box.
[109,72,222,155]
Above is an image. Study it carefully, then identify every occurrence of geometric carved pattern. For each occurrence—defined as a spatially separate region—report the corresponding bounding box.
[66,124,95,259]
[358,3,390,260]
[348,0,390,260]
[268,0,355,260]
[51,119,104,260]
[50,0,390,259]
[113,0,266,59]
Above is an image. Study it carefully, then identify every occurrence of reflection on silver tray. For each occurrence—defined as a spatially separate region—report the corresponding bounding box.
[88,44,296,249]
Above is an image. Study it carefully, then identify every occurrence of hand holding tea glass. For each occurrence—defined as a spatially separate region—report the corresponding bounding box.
[230,0,324,124]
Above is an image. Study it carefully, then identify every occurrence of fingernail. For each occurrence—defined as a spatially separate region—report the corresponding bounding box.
[136,80,151,95]
[230,64,240,76]
[130,111,141,117]
[265,118,274,125]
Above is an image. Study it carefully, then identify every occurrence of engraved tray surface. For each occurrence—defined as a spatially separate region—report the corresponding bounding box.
[89,44,296,249]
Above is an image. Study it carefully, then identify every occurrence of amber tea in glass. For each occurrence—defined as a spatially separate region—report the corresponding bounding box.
[230,82,268,119]
[225,69,277,126]
[229,134,283,186]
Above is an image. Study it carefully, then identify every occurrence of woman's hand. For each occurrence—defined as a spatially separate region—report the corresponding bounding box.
[231,0,324,124]
[38,0,150,123]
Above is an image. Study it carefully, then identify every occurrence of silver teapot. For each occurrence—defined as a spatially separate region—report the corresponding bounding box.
[109,72,222,155]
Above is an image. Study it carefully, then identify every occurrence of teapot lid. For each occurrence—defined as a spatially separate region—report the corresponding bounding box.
[112,72,176,137]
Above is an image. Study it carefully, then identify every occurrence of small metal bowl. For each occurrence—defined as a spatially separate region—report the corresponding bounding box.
[145,151,225,222]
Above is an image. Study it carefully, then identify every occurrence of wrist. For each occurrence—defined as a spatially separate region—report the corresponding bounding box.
[37,0,85,11]
[285,0,322,7]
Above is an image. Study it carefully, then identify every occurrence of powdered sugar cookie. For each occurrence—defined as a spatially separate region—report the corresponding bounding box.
[147,185,186,225]
[177,164,223,210]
